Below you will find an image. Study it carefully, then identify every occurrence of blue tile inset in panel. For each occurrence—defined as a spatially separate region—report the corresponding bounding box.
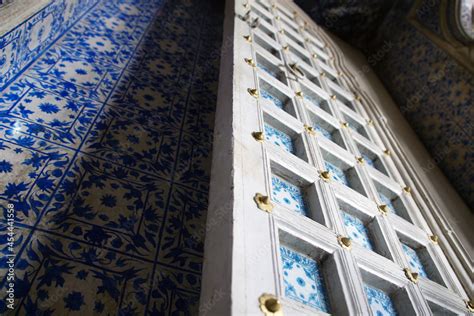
[264,124,294,153]
[361,153,375,168]
[304,95,320,108]
[280,246,330,313]
[258,63,278,78]
[325,161,349,186]
[271,175,307,216]
[364,284,397,316]
[261,89,284,109]
[314,123,333,141]
[401,243,428,279]
[341,211,373,250]
[378,192,397,215]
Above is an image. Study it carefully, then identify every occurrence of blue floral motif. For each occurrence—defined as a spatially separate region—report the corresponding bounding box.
[271,175,307,216]
[325,161,349,186]
[264,124,294,153]
[280,246,330,312]
[313,123,333,140]
[261,89,284,109]
[341,211,374,250]
[364,284,398,316]
[401,243,428,279]
[378,192,397,215]
[0,0,221,314]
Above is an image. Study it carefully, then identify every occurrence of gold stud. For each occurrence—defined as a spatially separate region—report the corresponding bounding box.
[331,95,337,100]
[367,119,374,126]
[337,71,342,77]
[279,29,284,34]
[282,45,289,51]
[320,72,326,77]
[243,2,249,8]
[378,204,389,215]
[275,16,280,20]
[338,236,352,250]
[312,53,318,59]
[259,293,283,315]
[304,124,315,135]
[254,193,273,212]
[465,300,474,313]
[295,91,304,98]
[384,149,391,156]
[355,95,361,101]
[320,170,331,182]
[429,235,439,244]
[305,38,310,43]
[243,35,252,42]
[252,131,264,142]
[404,268,419,284]
[248,88,259,98]
[341,122,349,128]
[244,58,256,67]
[403,186,411,194]
[356,157,365,164]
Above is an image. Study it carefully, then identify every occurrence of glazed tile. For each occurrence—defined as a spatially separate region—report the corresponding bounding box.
[264,124,295,153]
[261,89,284,109]
[314,123,333,140]
[378,192,396,214]
[341,211,374,250]
[364,284,397,316]
[401,243,428,279]
[271,175,307,216]
[325,161,349,186]
[280,246,330,312]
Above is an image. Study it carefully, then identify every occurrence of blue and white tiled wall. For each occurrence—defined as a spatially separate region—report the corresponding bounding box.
[0,0,223,314]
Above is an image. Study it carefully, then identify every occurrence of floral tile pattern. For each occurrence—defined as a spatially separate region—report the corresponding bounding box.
[271,175,307,216]
[378,192,397,215]
[364,284,397,316]
[401,243,428,279]
[314,123,333,140]
[325,161,349,186]
[280,246,330,312]
[264,124,294,153]
[341,212,373,250]
[261,89,284,109]
[0,0,223,314]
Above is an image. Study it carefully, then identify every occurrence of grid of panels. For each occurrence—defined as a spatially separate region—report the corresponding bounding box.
[240,0,470,314]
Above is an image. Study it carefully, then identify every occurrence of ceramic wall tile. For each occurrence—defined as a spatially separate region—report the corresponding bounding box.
[271,175,307,216]
[280,246,330,312]
[341,211,374,250]
[401,243,429,278]
[265,124,294,153]
[325,161,349,186]
[0,0,223,314]
[364,284,398,316]
[314,123,333,141]
[261,89,284,109]
[378,192,397,215]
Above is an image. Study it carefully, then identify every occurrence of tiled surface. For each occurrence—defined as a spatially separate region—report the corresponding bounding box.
[261,89,284,109]
[304,95,319,108]
[0,0,223,314]
[364,284,398,316]
[325,161,349,186]
[341,212,373,250]
[361,153,375,168]
[378,192,396,215]
[314,123,333,140]
[264,124,294,153]
[271,175,307,216]
[280,246,330,312]
[401,243,429,278]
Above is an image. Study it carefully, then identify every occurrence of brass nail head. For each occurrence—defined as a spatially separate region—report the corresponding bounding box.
[378,204,388,215]
[254,193,273,212]
[367,119,374,126]
[465,300,474,313]
[243,2,249,8]
[295,91,304,98]
[429,235,439,244]
[341,122,349,128]
[304,124,315,135]
[248,88,259,98]
[331,95,337,100]
[259,293,283,315]
[252,131,264,142]
[384,149,391,156]
[403,186,411,194]
[355,95,361,101]
[312,53,318,59]
[275,16,280,20]
[404,268,419,284]
[282,45,289,51]
[244,58,256,67]
[356,157,365,164]
[279,29,284,34]
[320,170,331,182]
[243,35,252,42]
[320,72,326,77]
[338,236,352,250]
